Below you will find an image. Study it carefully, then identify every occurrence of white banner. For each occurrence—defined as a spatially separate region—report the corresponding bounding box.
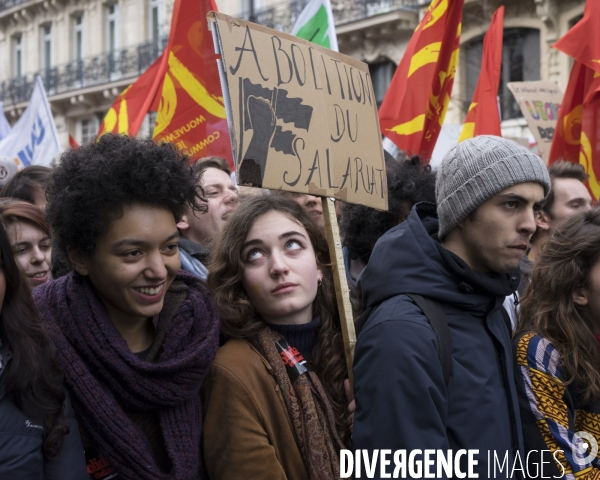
[0,77,61,167]
[0,102,11,141]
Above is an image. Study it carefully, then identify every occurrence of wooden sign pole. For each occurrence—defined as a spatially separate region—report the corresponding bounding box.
[322,197,356,396]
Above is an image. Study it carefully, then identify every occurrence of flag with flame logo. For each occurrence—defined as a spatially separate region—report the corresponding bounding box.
[97,0,232,168]
[152,0,232,167]
[97,53,167,137]
[579,77,600,200]
[550,0,600,199]
[379,0,464,162]
[548,61,589,165]
[458,6,503,142]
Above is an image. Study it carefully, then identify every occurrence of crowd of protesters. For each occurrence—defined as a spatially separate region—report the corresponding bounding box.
[0,132,598,480]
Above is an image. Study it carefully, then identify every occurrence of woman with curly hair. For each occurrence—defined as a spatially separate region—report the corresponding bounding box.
[0,211,87,479]
[514,208,600,478]
[204,195,349,480]
[0,200,52,289]
[33,134,220,480]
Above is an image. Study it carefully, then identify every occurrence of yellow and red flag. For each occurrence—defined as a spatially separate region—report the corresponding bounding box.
[97,52,167,137]
[152,0,232,167]
[97,0,232,168]
[579,79,600,199]
[458,6,504,142]
[379,0,464,162]
[548,61,590,165]
[550,0,600,199]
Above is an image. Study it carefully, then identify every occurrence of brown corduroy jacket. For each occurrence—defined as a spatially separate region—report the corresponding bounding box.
[202,338,309,480]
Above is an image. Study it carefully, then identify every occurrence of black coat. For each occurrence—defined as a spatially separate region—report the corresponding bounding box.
[353,203,525,479]
[0,345,87,480]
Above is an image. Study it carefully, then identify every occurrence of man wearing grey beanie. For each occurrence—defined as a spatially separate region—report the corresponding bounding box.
[353,136,550,479]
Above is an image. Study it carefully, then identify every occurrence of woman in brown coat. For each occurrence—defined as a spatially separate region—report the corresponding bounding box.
[204,195,350,480]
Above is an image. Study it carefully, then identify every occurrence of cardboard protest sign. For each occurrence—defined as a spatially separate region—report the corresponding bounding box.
[209,12,388,210]
[507,81,563,163]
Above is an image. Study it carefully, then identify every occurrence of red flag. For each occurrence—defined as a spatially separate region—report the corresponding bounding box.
[553,0,600,76]
[68,134,80,149]
[579,81,600,199]
[548,61,590,164]
[152,0,233,168]
[550,0,600,199]
[97,53,167,137]
[458,7,504,142]
[379,0,464,162]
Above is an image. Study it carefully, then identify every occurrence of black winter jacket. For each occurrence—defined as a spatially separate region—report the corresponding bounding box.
[0,341,88,480]
[353,203,525,479]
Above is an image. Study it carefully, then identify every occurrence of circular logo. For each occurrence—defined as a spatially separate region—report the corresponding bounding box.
[572,431,598,466]
[0,156,14,183]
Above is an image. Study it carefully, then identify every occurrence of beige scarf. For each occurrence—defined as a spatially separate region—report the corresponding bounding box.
[256,327,345,480]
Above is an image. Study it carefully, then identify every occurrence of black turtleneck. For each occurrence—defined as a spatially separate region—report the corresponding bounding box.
[267,317,320,361]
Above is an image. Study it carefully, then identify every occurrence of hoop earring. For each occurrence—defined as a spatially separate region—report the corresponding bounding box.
[318,279,322,287]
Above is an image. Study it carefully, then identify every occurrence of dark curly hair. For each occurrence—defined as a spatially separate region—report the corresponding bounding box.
[207,195,350,443]
[46,134,207,260]
[340,155,436,263]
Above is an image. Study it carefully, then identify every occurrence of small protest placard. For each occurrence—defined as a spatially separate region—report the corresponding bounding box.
[209,12,388,211]
[507,81,563,163]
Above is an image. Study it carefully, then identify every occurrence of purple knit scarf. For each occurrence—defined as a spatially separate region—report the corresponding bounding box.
[33,272,219,480]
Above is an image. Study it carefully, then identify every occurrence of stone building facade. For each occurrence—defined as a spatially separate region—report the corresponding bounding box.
[0,0,586,148]
[0,0,173,145]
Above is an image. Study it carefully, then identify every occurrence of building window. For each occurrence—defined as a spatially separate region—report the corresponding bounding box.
[464,39,483,114]
[73,14,84,62]
[500,29,540,120]
[240,0,251,16]
[143,111,157,139]
[569,14,583,27]
[464,28,540,121]
[106,4,119,74]
[41,24,52,72]
[369,60,396,108]
[79,117,99,144]
[71,14,85,84]
[107,4,118,52]
[149,0,164,53]
[13,34,23,78]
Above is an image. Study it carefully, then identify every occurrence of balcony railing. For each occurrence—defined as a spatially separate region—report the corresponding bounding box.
[237,0,420,33]
[0,37,167,106]
[1,0,421,106]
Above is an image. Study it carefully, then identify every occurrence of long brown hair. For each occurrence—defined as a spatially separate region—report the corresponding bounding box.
[0,220,68,456]
[516,208,600,403]
[0,199,51,236]
[207,195,349,439]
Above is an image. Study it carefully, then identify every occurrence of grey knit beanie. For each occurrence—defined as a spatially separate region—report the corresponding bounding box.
[436,135,551,240]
